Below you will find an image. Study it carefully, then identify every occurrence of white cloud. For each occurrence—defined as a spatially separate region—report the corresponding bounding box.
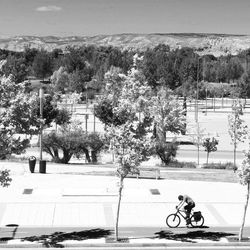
[36,5,62,12]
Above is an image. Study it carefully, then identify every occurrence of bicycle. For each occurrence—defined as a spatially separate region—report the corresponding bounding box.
[166,206,204,228]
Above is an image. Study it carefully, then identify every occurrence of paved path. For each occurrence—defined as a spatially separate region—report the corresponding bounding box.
[0,161,249,230]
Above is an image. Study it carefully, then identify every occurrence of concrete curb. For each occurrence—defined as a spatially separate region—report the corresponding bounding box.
[1,242,250,248]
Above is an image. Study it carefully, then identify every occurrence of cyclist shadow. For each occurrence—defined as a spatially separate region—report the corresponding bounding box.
[154,229,235,243]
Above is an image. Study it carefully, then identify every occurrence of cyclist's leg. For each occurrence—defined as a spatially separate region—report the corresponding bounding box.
[184,205,191,217]
[184,204,193,225]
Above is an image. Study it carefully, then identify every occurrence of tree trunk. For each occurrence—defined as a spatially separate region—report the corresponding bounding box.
[239,182,250,241]
[206,152,209,165]
[115,176,124,241]
[62,149,73,164]
[84,149,91,163]
[181,96,187,135]
[234,141,237,169]
[197,141,200,166]
[91,151,97,163]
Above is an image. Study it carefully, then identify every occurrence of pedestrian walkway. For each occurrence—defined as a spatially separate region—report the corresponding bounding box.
[0,161,248,228]
[0,160,249,246]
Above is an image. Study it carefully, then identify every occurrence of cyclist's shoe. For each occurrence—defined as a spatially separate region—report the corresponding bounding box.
[186,218,191,226]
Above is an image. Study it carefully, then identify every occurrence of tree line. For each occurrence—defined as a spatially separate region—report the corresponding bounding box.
[1,44,250,99]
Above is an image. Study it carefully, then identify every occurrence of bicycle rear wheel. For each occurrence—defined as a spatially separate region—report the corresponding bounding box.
[190,215,204,227]
[166,214,181,228]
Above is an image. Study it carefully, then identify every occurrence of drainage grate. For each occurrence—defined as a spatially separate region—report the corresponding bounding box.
[150,189,160,195]
[23,189,33,194]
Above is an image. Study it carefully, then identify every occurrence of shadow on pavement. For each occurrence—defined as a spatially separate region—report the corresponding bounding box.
[154,230,236,243]
[21,228,112,248]
[0,224,19,242]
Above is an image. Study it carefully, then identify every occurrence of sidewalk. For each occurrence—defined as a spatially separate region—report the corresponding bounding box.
[0,160,249,246]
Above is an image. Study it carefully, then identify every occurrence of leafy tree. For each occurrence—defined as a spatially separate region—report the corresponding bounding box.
[150,87,186,165]
[32,50,53,80]
[107,123,149,241]
[228,100,248,168]
[2,93,39,135]
[23,47,38,65]
[100,65,151,241]
[94,67,135,126]
[237,151,250,241]
[190,123,206,166]
[154,139,179,165]
[0,131,30,160]
[86,133,105,163]
[51,66,70,93]
[142,44,179,89]
[1,55,28,83]
[203,58,217,82]
[202,137,219,164]
[238,69,250,98]
[68,68,94,93]
[63,47,86,73]
[0,75,61,159]
[54,108,71,126]
[36,94,59,128]
[94,97,132,127]
[216,60,228,82]
[227,57,244,82]
[0,75,29,107]
[0,76,38,159]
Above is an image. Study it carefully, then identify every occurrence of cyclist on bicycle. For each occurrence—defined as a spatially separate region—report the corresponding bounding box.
[177,194,195,225]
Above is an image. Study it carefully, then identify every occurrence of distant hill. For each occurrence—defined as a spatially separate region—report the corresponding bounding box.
[1,33,250,57]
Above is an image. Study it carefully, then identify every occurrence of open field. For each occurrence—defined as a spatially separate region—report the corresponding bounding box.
[56,97,250,152]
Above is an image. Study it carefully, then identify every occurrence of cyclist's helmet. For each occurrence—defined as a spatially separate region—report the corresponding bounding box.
[178,195,183,201]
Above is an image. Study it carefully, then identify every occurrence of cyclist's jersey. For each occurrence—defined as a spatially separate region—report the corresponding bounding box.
[183,195,194,204]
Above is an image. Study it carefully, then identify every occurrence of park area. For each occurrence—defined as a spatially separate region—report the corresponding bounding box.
[13,96,250,169]
[0,97,250,247]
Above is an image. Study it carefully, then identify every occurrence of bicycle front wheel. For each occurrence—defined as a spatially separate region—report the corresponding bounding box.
[166,214,181,228]
[190,215,204,227]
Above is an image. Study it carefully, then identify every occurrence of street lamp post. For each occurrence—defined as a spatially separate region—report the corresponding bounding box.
[39,88,44,161]
[39,87,46,173]
[196,56,201,166]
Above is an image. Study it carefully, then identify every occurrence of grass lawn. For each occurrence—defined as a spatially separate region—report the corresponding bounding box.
[61,164,238,183]
[156,167,238,183]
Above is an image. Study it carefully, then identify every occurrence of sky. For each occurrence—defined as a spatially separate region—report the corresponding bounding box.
[0,0,250,37]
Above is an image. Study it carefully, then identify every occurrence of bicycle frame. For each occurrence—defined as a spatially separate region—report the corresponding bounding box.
[175,208,188,220]
[166,207,204,228]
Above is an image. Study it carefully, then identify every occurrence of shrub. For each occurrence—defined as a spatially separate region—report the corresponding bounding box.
[42,125,105,164]
[202,162,235,170]
[154,140,179,165]
[0,169,12,187]
[157,161,196,168]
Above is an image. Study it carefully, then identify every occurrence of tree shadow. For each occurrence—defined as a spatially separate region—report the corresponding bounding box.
[22,228,112,248]
[155,230,236,243]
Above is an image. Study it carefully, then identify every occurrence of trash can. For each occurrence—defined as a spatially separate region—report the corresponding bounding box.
[28,156,36,173]
[39,160,46,174]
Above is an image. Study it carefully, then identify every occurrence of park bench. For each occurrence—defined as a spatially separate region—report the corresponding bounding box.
[136,167,161,180]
